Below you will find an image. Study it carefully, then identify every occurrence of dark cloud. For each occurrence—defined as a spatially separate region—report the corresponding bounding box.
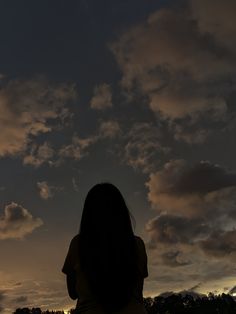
[146,159,236,217]
[161,250,191,267]
[145,159,236,284]
[146,214,209,246]
[161,160,236,196]
[200,230,236,258]
[122,122,170,173]
[0,202,43,240]
[0,292,4,302]
[189,283,202,291]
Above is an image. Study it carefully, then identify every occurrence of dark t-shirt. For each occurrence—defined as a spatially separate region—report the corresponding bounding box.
[62,235,148,314]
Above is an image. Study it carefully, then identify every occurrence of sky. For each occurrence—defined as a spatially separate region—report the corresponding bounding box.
[0,0,236,312]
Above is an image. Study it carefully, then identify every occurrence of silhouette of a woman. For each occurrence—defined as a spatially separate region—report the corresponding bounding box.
[62,183,148,313]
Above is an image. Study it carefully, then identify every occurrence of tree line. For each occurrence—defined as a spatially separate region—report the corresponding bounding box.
[13,292,236,314]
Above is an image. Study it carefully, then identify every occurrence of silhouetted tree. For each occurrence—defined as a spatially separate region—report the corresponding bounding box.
[13,309,64,314]
[13,294,236,314]
[143,293,236,314]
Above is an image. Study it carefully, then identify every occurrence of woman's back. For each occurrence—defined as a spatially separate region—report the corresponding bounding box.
[62,183,148,313]
[62,234,148,314]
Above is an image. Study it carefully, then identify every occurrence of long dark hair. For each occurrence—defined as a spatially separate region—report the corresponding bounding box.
[78,183,138,312]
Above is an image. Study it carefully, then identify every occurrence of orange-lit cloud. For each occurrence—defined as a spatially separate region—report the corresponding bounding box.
[111,0,236,142]
[0,203,43,240]
[59,120,121,161]
[37,181,63,200]
[99,120,121,138]
[0,77,76,157]
[59,134,97,161]
[146,160,236,217]
[37,181,54,200]
[23,142,54,167]
[90,83,112,110]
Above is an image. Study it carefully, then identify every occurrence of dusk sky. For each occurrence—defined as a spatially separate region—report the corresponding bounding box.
[1,0,236,312]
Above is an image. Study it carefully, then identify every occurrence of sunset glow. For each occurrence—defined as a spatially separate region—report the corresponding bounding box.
[0,0,236,313]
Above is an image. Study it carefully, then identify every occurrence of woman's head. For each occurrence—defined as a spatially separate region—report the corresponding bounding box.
[78,183,138,312]
[80,182,134,238]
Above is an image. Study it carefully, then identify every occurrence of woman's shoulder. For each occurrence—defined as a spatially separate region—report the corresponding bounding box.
[69,234,80,248]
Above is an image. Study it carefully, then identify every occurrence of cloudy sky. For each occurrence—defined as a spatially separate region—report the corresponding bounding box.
[0,0,236,312]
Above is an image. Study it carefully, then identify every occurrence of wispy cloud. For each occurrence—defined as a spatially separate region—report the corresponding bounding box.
[72,177,79,192]
[59,120,121,161]
[23,142,54,168]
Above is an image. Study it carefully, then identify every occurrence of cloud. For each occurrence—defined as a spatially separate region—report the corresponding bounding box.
[146,160,236,217]
[146,214,209,247]
[229,286,236,295]
[122,123,169,173]
[191,0,236,53]
[59,134,97,161]
[0,77,76,157]
[90,83,112,110]
[172,123,211,144]
[0,291,5,313]
[37,181,54,200]
[23,142,54,167]
[111,0,236,141]
[145,160,236,264]
[0,203,43,240]
[1,279,72,313]
[161,250,191,267]
[99,120,121,138]
[37,181,62,200]
[13,296,28,303]
[0,292,4,303]
[72,177,79,192]
[59,120,121,161]
[199,229,236,258]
